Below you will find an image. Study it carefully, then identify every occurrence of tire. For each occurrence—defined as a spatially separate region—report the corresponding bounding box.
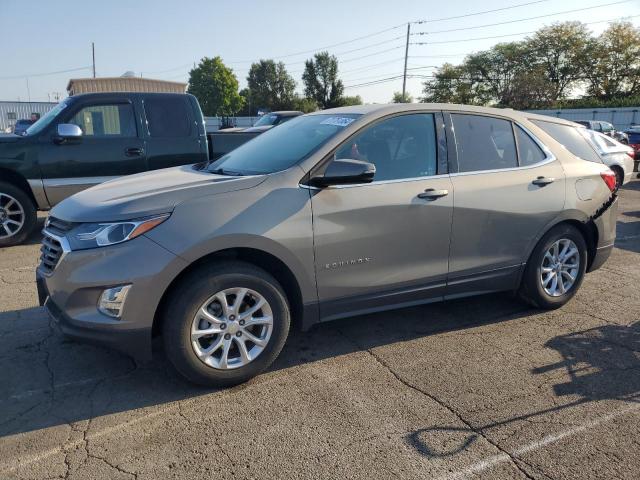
[519,224,588,310]
[162,261,290,387]
[0,181,37,247]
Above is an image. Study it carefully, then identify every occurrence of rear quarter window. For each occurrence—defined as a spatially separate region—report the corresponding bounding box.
[144,96,192,138]
[531,120,602,163]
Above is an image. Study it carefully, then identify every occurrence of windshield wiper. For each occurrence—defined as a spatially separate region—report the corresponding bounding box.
[209,167,244,176]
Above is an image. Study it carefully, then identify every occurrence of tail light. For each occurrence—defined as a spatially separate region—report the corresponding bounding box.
[600,171,617,192]
[626,151,635,159]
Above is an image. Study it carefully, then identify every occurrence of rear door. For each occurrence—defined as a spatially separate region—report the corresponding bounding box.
[38,98,147,205]
[143,95,204,170]
[311,112,454,319]
[445,112,565,296]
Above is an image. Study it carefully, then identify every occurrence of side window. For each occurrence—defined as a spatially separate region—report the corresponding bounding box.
[451,114,517,172]
[531,120,602,163]
[334,113,437,181]
[144,97,191,138]
[515,126,547,166]
[69,104,136,137]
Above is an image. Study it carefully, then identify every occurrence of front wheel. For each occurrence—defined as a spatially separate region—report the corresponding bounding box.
[0,182,37,247]
[519,224,588,309]
[162,261,290,386]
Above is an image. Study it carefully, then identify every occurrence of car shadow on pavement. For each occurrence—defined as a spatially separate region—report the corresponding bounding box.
[404,321,640,458]
[0,292,534,440]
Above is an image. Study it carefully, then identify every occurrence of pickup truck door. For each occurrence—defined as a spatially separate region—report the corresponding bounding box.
[142,95,206,170]
[310,112,453,321]
[38,97,148,206]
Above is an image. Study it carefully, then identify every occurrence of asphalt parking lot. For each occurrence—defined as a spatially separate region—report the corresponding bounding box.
[1,181,639,480]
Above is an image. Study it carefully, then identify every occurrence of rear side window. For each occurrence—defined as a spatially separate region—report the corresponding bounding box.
[515,126,547,166]
[452,114,517,172]
[531,120,601,163]
[145,97,191,138]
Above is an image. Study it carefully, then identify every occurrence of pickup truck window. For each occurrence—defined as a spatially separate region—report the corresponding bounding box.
[208,113,362,175]
[145,97,191,138]
[70,104,136,137]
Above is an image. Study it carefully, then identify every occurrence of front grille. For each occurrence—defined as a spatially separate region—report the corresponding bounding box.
[39,217,74,274]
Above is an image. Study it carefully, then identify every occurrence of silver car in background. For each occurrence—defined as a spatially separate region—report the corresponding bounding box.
[36,104,619,386]
[580,128,635,187]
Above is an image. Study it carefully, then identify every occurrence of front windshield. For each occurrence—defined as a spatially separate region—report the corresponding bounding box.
[253,114,279,127]
[25,99,69,136]
[208,113,361,175]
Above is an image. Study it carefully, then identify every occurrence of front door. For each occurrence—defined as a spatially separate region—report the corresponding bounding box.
[446,113,565,296]
[311,112,454,320]
[38,100,147,205]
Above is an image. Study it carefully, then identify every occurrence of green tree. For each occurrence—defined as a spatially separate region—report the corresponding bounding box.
[187,56,244,116]
[421,63,487,105]
[527,22,591,101]
[246,60,297,114]
[302,52,344,109]
[392,91,413,103]
[585,21,640,100]
[338,95,363,106]
[291,95,319,113]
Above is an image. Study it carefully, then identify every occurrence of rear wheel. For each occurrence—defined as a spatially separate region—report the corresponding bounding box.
[0,182,37,247]
[519,224,588,309]
[162,261,290,386]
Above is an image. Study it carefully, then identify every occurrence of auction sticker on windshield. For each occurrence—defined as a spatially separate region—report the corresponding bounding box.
[320,117,357,127]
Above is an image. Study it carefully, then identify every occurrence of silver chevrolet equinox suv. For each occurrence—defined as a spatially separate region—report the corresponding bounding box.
[37,104,618,386]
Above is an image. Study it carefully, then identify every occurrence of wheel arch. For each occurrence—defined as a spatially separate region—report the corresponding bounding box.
[152,247,308,338]
[524,214,598,275]
[0,167,38,208]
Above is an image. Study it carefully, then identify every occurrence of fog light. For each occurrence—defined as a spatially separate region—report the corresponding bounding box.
[98,285,131,318]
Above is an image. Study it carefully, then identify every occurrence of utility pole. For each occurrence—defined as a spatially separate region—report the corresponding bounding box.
[402,22,410,101]
[92,42,96,78]
[25,77,31,102]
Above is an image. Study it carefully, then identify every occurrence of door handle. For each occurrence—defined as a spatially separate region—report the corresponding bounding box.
[532,176,554,187]
[125,147,144,156]
[417,188,449,200]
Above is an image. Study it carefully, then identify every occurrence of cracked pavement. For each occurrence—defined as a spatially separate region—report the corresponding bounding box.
[1,180,639,479]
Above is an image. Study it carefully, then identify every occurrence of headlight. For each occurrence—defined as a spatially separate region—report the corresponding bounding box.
[67,214,169,250]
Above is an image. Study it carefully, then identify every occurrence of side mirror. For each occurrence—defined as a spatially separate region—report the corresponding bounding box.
[309,158,376,188]
[54,124,83,144]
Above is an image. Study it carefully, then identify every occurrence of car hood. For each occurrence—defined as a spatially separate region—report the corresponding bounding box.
[50,164,267,223]
[0,133,22,143]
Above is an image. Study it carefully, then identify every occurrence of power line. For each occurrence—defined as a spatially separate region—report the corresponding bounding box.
[412,1,631,35]
[0,66,91,80]
[413,0,553,24]
[411,14,640,45]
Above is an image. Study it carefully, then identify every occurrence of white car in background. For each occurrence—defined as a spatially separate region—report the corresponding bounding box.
[581,129,635,188]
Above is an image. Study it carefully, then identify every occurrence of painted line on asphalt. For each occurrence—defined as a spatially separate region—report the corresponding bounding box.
[437,401,640,480]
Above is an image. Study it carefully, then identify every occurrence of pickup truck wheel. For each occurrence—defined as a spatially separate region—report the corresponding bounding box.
[162,261,290,387]
[0,182,37,247]
[519,224,587,310]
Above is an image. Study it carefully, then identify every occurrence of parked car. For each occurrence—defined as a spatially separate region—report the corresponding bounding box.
[0,92,208,246]
[37,104,618,387]
[12,119,34,136]
[623,128,640,170]
[207,111,304,162]
[580,129,635,188]
[575,120,628,144]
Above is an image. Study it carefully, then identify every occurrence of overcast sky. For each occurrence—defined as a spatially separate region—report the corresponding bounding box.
[1,0,639,104]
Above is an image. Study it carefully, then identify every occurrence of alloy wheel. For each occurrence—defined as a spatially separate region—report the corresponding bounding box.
[191,287,274,370]
[540,238,580,297]
[0,193,25,240]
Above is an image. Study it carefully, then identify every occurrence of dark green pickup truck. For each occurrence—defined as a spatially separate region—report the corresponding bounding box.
[0,92,209,246]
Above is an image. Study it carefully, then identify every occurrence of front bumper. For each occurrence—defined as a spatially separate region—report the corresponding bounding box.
[37,235,188,362]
